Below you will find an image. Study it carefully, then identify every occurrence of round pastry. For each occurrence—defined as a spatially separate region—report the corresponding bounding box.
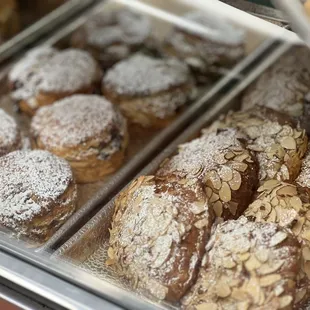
[215,107,308,182]
[182,216,301,310]
[161,11,245,82]
[0,0,19,43]
[9,47,102,116]
[244,180,310,308]
[0,150,77,243]
[31,95,128,183]
[0,108,22,156]
[71,9,151,69]
[107,175,214,301]
[102,53,195,128]
[241,47,310,120]
[157,128,259,220]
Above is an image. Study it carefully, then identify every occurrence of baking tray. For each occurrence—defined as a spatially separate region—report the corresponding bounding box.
[52,42,293,310]
[0,0,279,251]
[0,0,95,64]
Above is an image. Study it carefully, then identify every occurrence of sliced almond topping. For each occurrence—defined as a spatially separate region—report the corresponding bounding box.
[229,171,242,191]
[271,196,279,207]
[289,196,302,211]
[301,230,310,242]
[206,187,213,199]
[196,303,218,310]
[219,182,231,203]
[215,153,228,165]
[278,295,293,309]
[194,219,209,229]
[223,258,236,269]
[295,288,307,303]
[258,290,265,306]
[225,151,235,160]
[258,180,280,192]
[260,274,281,287]
[108,247,115,259]
[209,171,222,190]
[237,301,250,310]
[229,202,238,216]
[280,136,296,150]
[255,249,269,263]
[231,162,248,173]
[269,231,287,247]
[302,246,310,261]
[216,283,231,298]
[267,209,277,223]
[234,153,249,163]
[245,277,261,304]
[191,201,206,215]
[274,285,284,297]
[213,201,223,217]
[209,192,219,203]
[294,130,302,139]
[245,255,261,271]
[238,252,250,262]
[292,217,305,236]
[231,289,249,301]
[276,185,297,197]
[219,166,233,182]
[258,261,284,275]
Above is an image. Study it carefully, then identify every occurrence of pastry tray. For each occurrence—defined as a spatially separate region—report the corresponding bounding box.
[0,0,283,252]
[51,43,293,310]
[0,0,95,64]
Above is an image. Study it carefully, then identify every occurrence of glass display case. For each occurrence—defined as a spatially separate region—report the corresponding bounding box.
[0,1,306,309]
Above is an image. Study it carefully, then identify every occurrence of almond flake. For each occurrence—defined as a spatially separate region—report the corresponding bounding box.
[234,153,249,163]
[219,182,231,202]
[223,258,236,269]
[225,151,235,160]
[191,201,207,215]
[229,202,238,216]
[208,171,222,190]
[280,136,296,150]
[292,217,305,236]
[302,246,310,261]
[216,283,231,298]
[213,201,223,217]
[245,255,261,271]
[231,162,248,172]
[219,166,233,182]
[276,185,297,197]
[231,289,249,301]
[258,180,279,192]
[237,301,250,310]
[209,192,219,203]
[295,288,307,303]
[269,231,287,246]
[238,252,250,262]
[196,303,218,310]
[278,295,293,308]
[260,274,281,287]
[255,249,269,263]
[301,230,310,242]
[194,219,209,229]
[229,171,242,191]
[258,261,284,275]
[289,196,302,210]
[206,187,213,199]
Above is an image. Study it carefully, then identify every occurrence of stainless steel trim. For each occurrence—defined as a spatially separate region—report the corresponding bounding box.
[0,0,95,64]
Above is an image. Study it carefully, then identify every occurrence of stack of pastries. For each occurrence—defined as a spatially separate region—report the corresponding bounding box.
[107,50,310,308]
[2,7,245,243]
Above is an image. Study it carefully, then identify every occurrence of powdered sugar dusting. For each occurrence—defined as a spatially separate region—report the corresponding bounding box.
[0,150,74,229]
[159,128,243,178]
[10,48,99,103]
[84,9,150,48]
[31,95,123,149]
[296,145,310,188]
[0,108,21,156]
[103,53,191,96]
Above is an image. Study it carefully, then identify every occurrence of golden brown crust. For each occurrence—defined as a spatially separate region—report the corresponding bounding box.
[157,128,259,220]
[0,150,77,244]
[9,48,102,116]
[245,180,310,308]
[0,108,22,157]
[102,53,194,128]
[214,107,308,182]
[31,95,128,183]
[108,175,214,301]
[182,217,301,310]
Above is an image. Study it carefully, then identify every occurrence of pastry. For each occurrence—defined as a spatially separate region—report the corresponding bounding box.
[244,180,310,308]
[107,175,214,301]
[161,11,245,82]
[31,95,128,183]
[0,108,22,156]
[157,128,259,220]
[214,107,308,182]
[0,150,77,243]
[0,0,19,43]
[182,216,301,310]
[70,8,151,69]
[241,47,310,133]
[102,53,195,128]
[9,47,102,116]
